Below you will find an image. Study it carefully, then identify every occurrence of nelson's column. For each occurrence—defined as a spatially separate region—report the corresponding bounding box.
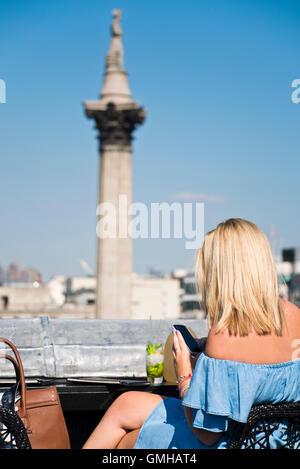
[84,10,146,318]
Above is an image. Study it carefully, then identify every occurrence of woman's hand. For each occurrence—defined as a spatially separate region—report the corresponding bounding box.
[172,329,193,380]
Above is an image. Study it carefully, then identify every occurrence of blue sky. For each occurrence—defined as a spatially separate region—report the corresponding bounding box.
[0,0,299,280]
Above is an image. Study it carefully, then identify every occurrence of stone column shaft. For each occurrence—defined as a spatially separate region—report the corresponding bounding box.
[96,145,132,318]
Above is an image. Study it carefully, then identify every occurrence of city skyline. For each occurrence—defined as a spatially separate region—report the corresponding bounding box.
[0,261,41,284]
[0,0,299,280]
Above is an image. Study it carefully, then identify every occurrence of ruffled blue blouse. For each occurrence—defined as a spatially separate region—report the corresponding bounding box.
[134,353,300,449]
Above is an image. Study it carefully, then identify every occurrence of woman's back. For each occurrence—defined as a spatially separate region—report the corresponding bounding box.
[205,299,300,365]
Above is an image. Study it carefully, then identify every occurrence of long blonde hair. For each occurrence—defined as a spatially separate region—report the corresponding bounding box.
[196,218,283,336]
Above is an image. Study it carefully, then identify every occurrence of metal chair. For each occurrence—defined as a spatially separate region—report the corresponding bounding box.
[0,406,31,449]
[229,401,300,449]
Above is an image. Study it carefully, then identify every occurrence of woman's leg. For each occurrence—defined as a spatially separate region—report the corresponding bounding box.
[116,429,141,449]
[82,391,165,449]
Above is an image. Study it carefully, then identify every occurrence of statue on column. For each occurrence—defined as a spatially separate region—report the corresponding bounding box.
[111,9,122,37]
[106,9,124,71]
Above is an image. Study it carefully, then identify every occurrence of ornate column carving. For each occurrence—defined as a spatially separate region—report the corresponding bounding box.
[86,102,146,150]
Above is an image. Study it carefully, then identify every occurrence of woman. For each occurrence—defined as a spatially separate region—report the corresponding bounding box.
[82,218,300,449]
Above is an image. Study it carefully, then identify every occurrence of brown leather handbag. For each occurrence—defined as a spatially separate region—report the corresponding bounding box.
[0,337,70,449]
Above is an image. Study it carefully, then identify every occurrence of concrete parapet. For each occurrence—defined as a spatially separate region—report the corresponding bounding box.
[0,317,208,378]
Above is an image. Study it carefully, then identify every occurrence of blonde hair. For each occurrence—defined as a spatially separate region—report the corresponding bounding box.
[196,218,283,336]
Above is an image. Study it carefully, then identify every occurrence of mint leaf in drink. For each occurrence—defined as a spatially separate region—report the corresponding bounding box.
[147,341,154,355]
[154,343,162,351]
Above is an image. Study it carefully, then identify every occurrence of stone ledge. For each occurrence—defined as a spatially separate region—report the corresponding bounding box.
[0,317,208,378]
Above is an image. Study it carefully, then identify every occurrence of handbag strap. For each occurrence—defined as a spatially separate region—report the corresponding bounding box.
[0,338,27,418]
[0,353,21,383]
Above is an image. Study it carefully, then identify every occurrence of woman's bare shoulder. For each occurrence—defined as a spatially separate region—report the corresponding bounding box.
[205,325,238,361]
[205,327,275,364]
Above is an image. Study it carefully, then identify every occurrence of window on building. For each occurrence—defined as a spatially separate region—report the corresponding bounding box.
[2,296,9,310]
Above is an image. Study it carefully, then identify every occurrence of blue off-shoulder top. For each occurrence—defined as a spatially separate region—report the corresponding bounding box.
[134,353,300,449]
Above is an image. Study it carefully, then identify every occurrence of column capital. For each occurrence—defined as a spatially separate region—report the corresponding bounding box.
[85,101,146,150]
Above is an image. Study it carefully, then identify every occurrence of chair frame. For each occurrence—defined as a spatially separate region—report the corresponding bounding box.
[228,401,300,449]
[0,406,31,449]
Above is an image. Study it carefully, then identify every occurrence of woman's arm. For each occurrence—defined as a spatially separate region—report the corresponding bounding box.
[172,330,224,447]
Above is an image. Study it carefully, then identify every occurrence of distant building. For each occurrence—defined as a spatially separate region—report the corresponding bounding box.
[0,272,182,319]
[277,248,300,306]
[5,262,41,285]
[46,276,68,305]
[21,267,41,284]
[171,269,204,319]
[131,273,181,320]
[0,284,52,313]
[65,276,96,306]
[6,262,22,283]
[63,274,181,319]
